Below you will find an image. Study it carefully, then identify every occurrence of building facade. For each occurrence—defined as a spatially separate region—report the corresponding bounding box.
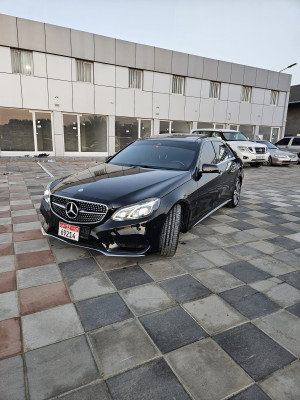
[285,85,300,137]
[0,14,292,157]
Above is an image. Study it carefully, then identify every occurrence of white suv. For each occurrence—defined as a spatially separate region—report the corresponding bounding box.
[192,129,269,167]
[275,136,300,163]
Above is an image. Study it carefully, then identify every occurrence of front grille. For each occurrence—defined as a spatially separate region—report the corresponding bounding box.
[51,195,107,224]
[255,147,266,154]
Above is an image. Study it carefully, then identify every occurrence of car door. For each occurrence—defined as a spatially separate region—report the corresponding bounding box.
[290,137,300,155]
[189,141,220,225]
[275,137,291,150]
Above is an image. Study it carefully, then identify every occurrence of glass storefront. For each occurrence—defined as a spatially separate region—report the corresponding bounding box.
[80,115,107,152]
[259,126,280,143]
[35,112,53,151]
[239,125,254,140]
[197,122,214,129]
[140,120,151,138]
[63,114,78,152]
[172,121,191,133]
[159,121,170,134]
[0,108,34,151]
[115,117,138,152]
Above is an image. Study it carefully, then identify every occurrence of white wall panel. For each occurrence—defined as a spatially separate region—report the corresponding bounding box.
[252,88,265,105]
[48,79,73,112]
[33,52,47,78]
[261,105,274,126]
[47,54,72,81]
[185,78,201,98]
[200,80,210,98]
[0,46,11,73]
[153,72,171,94]
[71,59,76,81]
[228,84,242,102]
[116,88,134,117]
[226,101,240,123]
[213,100,227,123]
[21,76,48,110]
[94,63,115,87]
[0,73,22,108]
[278,92,286,107]
[95,85,115,115]
[264,90,272,105]
[135,90,152,118]
[72,83,94,114]
[251,104,263,125]
[116,66,128,89]
[220,83,229,101]
[153,93,169,119]
[185,97,200,121]
[169,95,185,120]
[143,71,153,92]
[199,98,214,122]
[272,107,284,126]
[238,103,252,124]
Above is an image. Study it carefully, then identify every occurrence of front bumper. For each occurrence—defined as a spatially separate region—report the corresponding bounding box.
[240,153,269,163]
[40,199,166,257]
[271,156,292,165]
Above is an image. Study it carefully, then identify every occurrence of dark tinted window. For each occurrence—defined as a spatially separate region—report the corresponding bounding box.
[109,139,199,170]
[276,138,290,146]
[200,142,216,164]
[291,138,300,146]
[212,141,232,163]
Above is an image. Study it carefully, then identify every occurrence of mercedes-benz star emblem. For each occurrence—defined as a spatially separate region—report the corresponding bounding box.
[66,202,79,219]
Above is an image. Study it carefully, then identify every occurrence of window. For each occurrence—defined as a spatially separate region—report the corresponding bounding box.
[197,122,214,129]
[160,121,170,134]
[239,125,254,140]
[229,124,239,131]
[11,49,33,75]
[241,86,252,102]
[209,81,220,99]
[76,60,92,82]
[129,69,142,89]
[172,75,184,95]
[212,141,232,163]
[291,137,300,146]
[276,137,290,146]
[64,114,78,152]
[0,108,34,151]
[270,90,279,106]
[171,121,191,133]
[35,113,53,151]
[115,117,139,152]
[201,142,216,164]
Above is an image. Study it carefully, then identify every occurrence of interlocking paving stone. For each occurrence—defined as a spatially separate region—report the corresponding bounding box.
[201,249,238,266]
[228,385,271,400]
[263,282,300,307]
[94,254,137,271]
[57,381,111,400]
[159,274,211,303]
[17,264,61,289]
[254,310,300,358]
[13,221,41,232]
[250,255,297,275]
[76,293,133,331]
[67,271,115,301]
[227,221,257,231]
[139,306,207,353]
[194,268,243,293]
[222,261,272,283]
[59,257,99,280]
[121,283,175,316]
[0,318,22,360]
[140,259,185,280]
[89,319,159,377]
[52,246,91,263]
[174,252,215,272]
[166,338,252,400]
[14,238,50,254]
[0,271,16,293]
[260,361,300,400]
[16,250,55,270]
[272,250,300,268]
[249,277,282,292]
[246,240,284,255]
[0,255,15,273]
[244,228,277,240]
[26,336,99,400]
[107,265,153,290]
[0,233,12,244]
[106,358,191,400]
[184,295,247,335]
[13,229,44,242]
[22,304,84,351]
[214,323,296,381]
[286,302,300,318]
[279,270,300,290]
[220,285,280,319]
[287,232,300,242]
[266,236,300,250]
[0,242,14,256]
[0,291,19,321]
[0,355,26,400]
[183,237,217,251]
[226,244,264,260]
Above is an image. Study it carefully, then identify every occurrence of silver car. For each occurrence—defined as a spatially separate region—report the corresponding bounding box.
[275,136,300,164]
[256,140,298,166]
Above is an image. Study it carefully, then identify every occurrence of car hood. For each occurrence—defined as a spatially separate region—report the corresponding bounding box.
[52,162,191,208]
[269,149,295,156]
[226,141,267,149]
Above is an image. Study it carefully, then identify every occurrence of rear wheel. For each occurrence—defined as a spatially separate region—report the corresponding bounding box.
[159,204,181,257]
[250,162,262,167]
[227,178,242,208]
[267,156,272,166]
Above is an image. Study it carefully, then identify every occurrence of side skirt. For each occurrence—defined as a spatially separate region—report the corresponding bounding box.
[193,200,231,227]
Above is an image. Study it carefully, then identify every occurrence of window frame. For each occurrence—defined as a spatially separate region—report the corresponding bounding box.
[209,81,221,99]
[11,48,33,76]
[172,75,185,95]
[270,90,279,106]
[241,86,252,103]
[129,68,143,89]
[76,59,93,83]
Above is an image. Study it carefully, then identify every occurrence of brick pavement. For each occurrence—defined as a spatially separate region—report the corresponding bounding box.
[0,160,300,400]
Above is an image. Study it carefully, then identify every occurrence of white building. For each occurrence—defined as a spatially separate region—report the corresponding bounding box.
[0,13,291,157]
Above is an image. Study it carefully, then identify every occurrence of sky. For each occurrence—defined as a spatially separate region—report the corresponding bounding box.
[1,0,300,85]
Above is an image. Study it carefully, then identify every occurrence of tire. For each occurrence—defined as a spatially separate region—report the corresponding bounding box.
[267,156,272,166]
[159,204,182,257]
[227,178,242,208]
[250,162,262,167]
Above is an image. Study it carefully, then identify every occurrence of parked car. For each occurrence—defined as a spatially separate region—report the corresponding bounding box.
[191,129,269,167]
[275,136,300,163]
[256,140,298,165]
[41,135,243,257]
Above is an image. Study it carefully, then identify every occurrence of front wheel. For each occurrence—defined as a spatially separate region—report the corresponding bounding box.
[267,156,272,166]
[227,178,242,208]
[159,204,181,257]
[250,162,262,167]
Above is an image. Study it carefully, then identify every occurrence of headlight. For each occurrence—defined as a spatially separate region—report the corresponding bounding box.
[43,183,51,204]
[274,154,288,158]
[112,198,160,221]
[237,146,250,152]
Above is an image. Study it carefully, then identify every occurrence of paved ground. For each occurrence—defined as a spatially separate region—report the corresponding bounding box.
[0,159,300,400]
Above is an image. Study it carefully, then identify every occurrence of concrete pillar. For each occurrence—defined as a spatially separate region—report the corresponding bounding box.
[52,111,64,156]
[108,115,115,155]
[153,119,160,135]
[192,121,197,131]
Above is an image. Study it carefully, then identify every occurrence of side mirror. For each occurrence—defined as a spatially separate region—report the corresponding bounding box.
[202,163,220,173]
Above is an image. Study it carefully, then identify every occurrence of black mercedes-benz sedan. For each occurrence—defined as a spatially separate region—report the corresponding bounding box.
[40,135,243,257]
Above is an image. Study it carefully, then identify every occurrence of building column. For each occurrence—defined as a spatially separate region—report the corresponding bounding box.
[153,119,160,135]
[192,121,197,131]
[108,115,115,155]
[254,125,260,140]
[52,111,64,157]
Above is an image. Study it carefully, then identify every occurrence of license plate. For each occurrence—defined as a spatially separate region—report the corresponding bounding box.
[256,156,265,160]
[58,222,79,241]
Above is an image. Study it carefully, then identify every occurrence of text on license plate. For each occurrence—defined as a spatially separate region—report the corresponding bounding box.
[256,156,265,159]
[58,222,79,241]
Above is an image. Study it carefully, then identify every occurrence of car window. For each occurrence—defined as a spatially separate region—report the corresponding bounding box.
[276,138,290,146]
[212,141,233,163]
[222,131,248,141]
[291,138,300,146]
[200,142,216,164]
[192,130,212,137]
[211,132,222,138]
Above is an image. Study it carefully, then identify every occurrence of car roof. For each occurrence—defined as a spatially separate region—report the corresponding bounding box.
[192,129,239,133]
[140,133,223,142]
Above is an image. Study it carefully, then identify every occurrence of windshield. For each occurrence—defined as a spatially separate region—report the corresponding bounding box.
[108,140,199,171]
[222,131,248,141]
[258,141,277,149]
